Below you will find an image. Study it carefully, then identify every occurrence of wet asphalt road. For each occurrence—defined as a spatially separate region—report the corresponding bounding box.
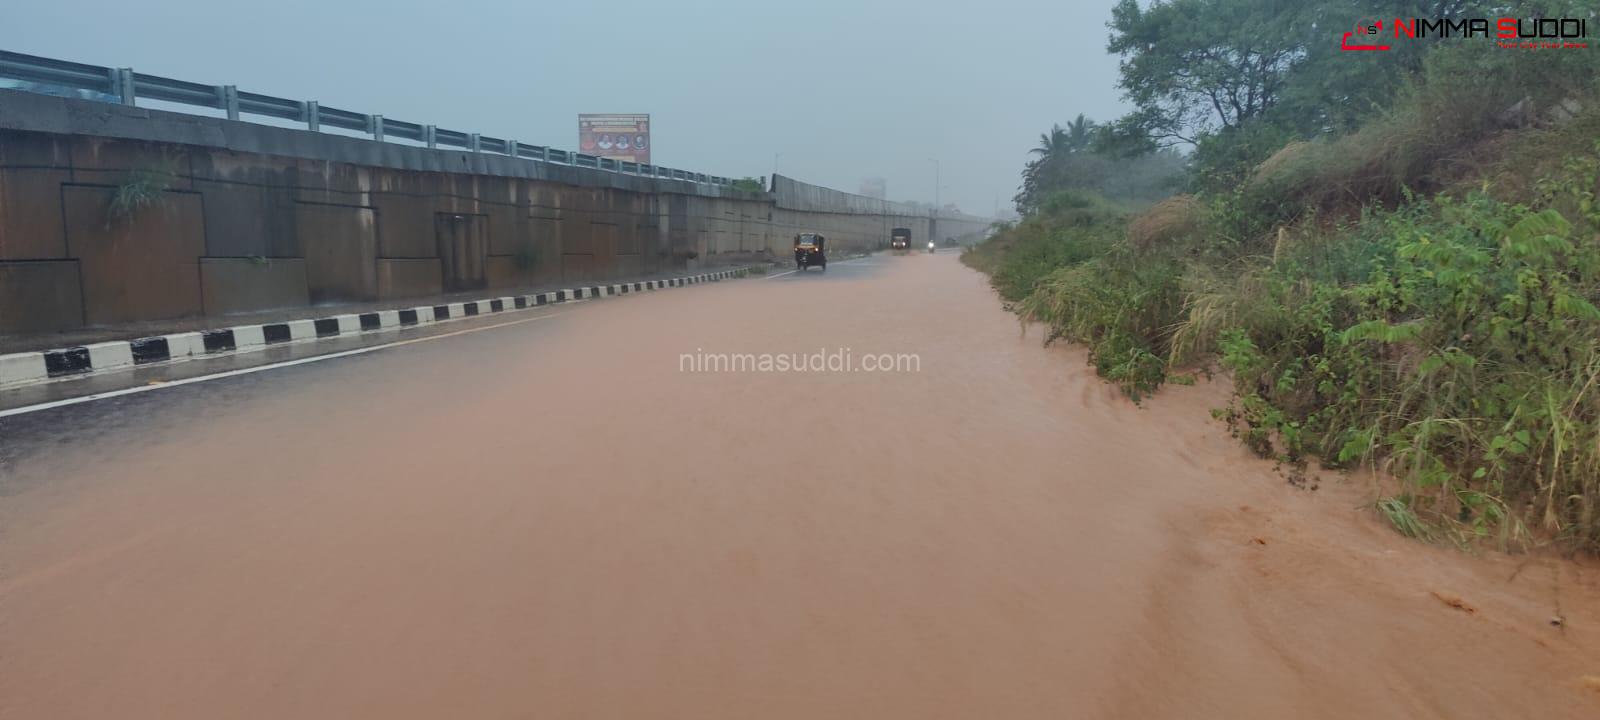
[3,251,1598,720]
[0,256,882,465]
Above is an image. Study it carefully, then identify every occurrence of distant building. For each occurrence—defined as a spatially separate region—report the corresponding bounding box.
[858,177,886,200]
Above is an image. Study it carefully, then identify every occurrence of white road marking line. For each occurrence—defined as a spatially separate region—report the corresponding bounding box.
[0,312,565,419]
[764,256,875,280]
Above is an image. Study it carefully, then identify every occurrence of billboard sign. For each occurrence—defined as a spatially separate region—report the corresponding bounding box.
[578,114,650,164]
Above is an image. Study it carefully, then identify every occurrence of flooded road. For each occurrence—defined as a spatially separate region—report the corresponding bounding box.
[2,253,1598,718]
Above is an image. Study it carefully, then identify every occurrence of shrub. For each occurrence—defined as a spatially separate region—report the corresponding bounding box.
[968,29,1600,550]
[1126,194,1203,251]
[1019,245,1184,400]
[976,131,1600,550]
[106,165,176,226]
[965,192,1127,302]
[1216,164,1600,549]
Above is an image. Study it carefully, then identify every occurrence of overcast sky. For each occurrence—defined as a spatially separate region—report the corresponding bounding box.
[0,0,1128,216]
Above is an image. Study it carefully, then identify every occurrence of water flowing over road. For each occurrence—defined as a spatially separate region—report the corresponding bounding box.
[2,253,1598,718]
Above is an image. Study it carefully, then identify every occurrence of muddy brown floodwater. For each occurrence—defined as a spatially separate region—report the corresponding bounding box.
[2,253,1598,719]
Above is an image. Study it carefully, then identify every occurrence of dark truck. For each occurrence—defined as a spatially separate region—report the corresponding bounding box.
[890,227,912,253]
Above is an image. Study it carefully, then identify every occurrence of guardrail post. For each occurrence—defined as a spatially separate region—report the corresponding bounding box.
[369,114,385,142]
[303,101,320,131]
[469,133,481,153]
[113,67,135,105]
[507,139,519,158]
[424,125,436,149]
[218,85,239,121]
[542,147,551,162]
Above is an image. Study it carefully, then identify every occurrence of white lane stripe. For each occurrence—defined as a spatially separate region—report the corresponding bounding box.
[0,312,565,419]
[764,256,872,280]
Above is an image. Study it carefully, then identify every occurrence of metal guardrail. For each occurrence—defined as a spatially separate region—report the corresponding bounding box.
[0,50,736,187]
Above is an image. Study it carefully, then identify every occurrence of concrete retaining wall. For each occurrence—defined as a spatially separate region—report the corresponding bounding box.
[0,89,993,338]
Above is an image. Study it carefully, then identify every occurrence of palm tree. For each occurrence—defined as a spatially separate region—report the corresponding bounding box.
[1030,124,1069,161]
[1030,115,1098,165]
[1019,115,1101,214]
[1016,158,1043,213]
[1064,114,1095,153]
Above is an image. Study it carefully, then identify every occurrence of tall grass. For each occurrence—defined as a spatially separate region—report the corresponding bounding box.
[963,190,1123,302]
[1211,173,1600,550]
[968,86,1600,550]
[106,165,175,226]
[1018,246,1183,401]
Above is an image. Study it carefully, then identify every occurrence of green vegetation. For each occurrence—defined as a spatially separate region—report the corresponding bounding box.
[730,176,765,192]
[107,164,177,226]
[967,0,1600,551]
[1015,115,1184,213]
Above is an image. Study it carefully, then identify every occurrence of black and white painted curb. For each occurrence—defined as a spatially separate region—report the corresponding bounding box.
[0,268,755,390]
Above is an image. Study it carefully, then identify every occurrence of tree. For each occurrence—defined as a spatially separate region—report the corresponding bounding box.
[1015,114,1185,214]
[1064,114,1095,153]
[1030,124,1070,161]
[1279,0,1492,135]
[1103,0,1503,190]
[1029,115,1095,163]
[1105,0,1501,148]
[1020,118,1099,213]
[1107,0,1312,145]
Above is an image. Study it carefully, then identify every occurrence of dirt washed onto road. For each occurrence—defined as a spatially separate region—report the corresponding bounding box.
[2,253,1598,719]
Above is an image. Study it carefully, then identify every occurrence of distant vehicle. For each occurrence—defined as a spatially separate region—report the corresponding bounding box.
[890,227,912,254]
[944,236,959,247]
[794,232,827,271]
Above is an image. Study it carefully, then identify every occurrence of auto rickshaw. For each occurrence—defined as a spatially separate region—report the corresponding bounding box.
[890,227,912,254]
[794,232,826,271]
